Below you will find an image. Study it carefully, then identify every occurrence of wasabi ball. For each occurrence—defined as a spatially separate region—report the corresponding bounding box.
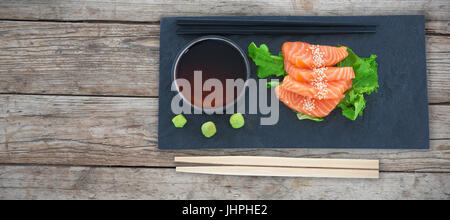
[172,114,187,128]
[201,121,216,138]
[229,113,245,129]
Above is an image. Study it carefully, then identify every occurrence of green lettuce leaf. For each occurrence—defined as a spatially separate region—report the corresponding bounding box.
[266,81,281,88]
[248,42,287,78]
[296,112,324,122]
[338,90,366,120]
[337,47,379,120]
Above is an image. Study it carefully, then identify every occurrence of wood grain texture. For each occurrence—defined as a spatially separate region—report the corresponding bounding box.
[0,0,448,22]
[175,156,379,169]
[426,20,450,35]
[0,21,449,103]
[0,21,160,97]
[0,165,448,200]
[0,95,448,172]
[176,166,380,179]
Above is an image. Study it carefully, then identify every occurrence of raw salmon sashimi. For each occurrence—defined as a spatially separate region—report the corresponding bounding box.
[284,61,355,82]
[275,85,342,118]
[281,75,352,100]
[282,42,348,69]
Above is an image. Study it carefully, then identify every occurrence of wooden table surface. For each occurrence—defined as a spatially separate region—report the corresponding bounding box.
[0,0,449,200]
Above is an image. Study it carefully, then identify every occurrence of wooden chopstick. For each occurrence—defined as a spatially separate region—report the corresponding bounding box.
[175,156,379,170]
[176,166,379,179]
[176,18,377,27]
[175,156,379,179]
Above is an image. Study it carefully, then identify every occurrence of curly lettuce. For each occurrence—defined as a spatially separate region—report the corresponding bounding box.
[248,42,287,78]
[296,112,324,122]
[266,81,281,88]
[337,48,379,120]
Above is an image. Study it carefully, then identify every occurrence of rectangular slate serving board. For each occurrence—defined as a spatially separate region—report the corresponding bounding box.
[158,15,429,150]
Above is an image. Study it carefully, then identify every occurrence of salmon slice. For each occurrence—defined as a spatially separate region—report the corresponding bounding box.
[285,61,355,82]
[282,42,348,69]
[275,85,342,118]
[281,75,352,100]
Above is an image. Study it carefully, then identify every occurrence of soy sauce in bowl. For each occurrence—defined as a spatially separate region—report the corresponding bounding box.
[173,36,250,111]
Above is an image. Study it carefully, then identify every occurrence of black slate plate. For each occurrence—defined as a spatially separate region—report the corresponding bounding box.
[158,15,429,150]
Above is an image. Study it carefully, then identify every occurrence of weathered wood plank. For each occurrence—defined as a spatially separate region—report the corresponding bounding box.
[0,0,448,22]
[427,35,450,103]
[0,21,449,103]
[0,95,448,172]
[0,165,448,200]
[0,21,160,97]
[426,20,450,35]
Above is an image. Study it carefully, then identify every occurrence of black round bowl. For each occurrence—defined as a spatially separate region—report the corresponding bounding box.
[172,36,251,112]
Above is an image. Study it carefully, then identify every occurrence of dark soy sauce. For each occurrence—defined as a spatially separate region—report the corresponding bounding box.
[175,39,248,109]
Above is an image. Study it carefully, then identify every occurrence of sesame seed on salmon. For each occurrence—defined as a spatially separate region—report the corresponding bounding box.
[281,75,352,100]
[275,85,343,118]
[282,42,349,69]
[274,41,353,118]
[284,61,355,82]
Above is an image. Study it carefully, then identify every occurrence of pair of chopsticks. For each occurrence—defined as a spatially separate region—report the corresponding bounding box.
[175,156,379,179]
[176,18,377,35]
